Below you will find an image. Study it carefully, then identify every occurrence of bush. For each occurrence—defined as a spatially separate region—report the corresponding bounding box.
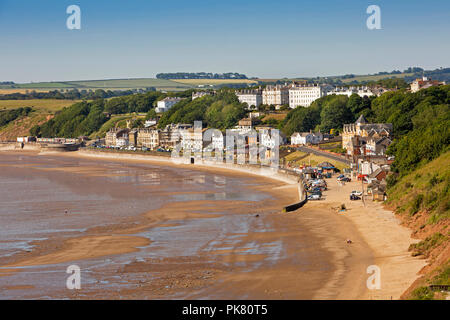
[410,194,424,216]
[0,107,33,127]
[409,233,446,256]
[410,286,435,300]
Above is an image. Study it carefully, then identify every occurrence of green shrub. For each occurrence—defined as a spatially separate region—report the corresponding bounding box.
[410,286,435,300]
[428,174,441,188]
[409,233,446,256]
[410,194,424,216]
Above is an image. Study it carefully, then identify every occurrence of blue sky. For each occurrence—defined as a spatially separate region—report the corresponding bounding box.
[1,0,449,82]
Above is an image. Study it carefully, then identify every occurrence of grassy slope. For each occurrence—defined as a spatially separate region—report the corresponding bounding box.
[0,112,53,141]
[283,150,349,171]
[89,114,145,139]
[386,151,450,300]
[387,151,450,224]
[0,99,80,140]
[262,113,288,121]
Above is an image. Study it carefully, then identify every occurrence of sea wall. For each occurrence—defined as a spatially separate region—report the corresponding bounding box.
[0,142,41,151]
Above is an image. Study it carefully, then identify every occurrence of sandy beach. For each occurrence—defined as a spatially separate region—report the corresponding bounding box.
[0,150,425,299]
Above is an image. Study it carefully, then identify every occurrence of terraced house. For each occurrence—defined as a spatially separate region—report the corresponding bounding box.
[342,115,393,157]
[137,128,160,150]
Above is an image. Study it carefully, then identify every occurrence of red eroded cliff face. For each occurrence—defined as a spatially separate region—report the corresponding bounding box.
[0,114,53,142]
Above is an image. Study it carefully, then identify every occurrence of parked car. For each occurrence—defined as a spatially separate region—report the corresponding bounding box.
[337,174,345,180]
[307,194,321,200]
[350,194,361,201]
[309,191,322,197]
[351,191,363,197]
[341,177,351,182]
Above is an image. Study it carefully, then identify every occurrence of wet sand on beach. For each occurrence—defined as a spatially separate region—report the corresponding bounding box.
[0,151,423,299]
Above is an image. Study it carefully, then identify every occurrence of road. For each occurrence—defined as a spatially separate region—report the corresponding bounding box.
[296,145,351,165]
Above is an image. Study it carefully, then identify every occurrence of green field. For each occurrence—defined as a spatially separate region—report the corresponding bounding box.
[0,72,416,92]
[0,99,81,113]
[256,73,413,85]
[0,78,194,91]
[172,79,257,86]
[340,73,413,83]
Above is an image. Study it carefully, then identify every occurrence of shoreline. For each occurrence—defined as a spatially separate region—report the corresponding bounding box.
[0,150,426,299]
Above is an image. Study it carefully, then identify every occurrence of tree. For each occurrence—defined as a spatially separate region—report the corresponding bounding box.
[320,96,352,132]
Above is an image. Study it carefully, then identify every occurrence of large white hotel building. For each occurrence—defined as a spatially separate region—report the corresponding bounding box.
[236,83,378,110]
[262,84,290,106]
[288,84,327,108]
[236,89,263,109]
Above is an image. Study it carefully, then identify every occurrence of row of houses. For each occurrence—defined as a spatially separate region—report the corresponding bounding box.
[342,114,393,157]
[291,131,324,145]
[154,91,215,113]
[105,123,194,150]
[105,119,287,153]
[235,83,392,110]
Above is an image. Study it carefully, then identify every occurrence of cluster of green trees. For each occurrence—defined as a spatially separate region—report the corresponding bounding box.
[0,107,32,127]
[157,90,246,130]
[281,94,374,136]
[28,88,243,137]
[0,88,152,101]
[30,100,108,138]
[385,86,450,178]
[102,89,198,115]
[362,78,409,89]
[103,91,164,114]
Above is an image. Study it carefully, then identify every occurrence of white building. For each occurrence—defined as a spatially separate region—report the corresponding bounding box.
[17,136,36,143]
[410,76,446,93]
[291,131,323,145]
[116,134,129,148]
[203,130,225,152]
[192,91,211,100]
[144,119,157,127]
[231,118,256,135]
[262,85,289,106]
[327,86,374,98]
[259,128,286,148]
[236,89,262,109]
[179,127,207,152]
[155,97,184,113]
[288,84,327,108]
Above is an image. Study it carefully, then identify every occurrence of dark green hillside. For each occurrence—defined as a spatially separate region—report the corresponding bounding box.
[157,90,246,130]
